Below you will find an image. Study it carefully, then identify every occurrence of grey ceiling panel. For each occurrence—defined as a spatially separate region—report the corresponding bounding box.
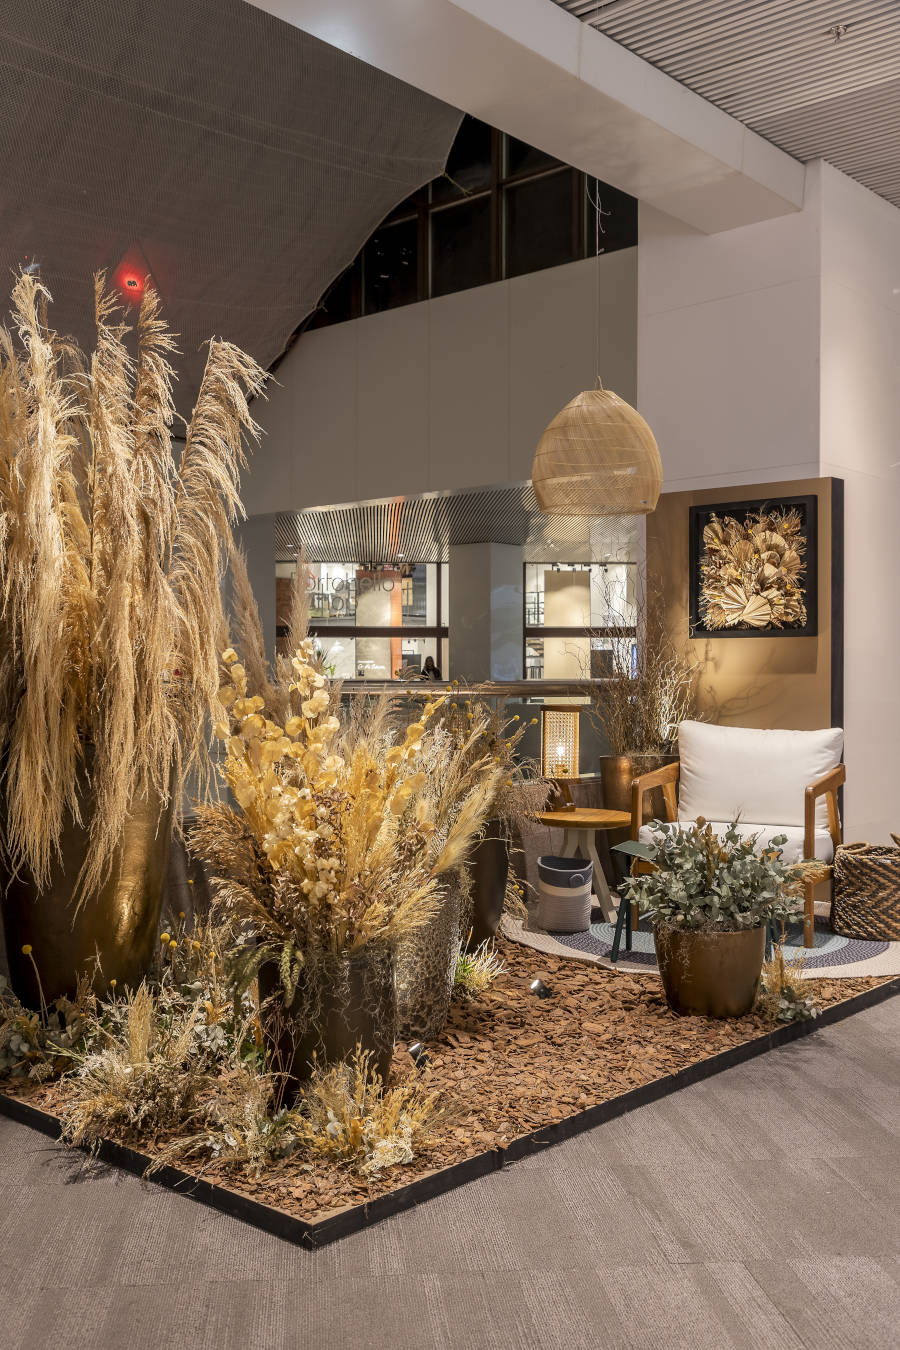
[274,485,638,564]
[554,1,900,208]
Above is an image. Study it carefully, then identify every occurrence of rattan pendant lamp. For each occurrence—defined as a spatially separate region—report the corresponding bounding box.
[531,379,662,517]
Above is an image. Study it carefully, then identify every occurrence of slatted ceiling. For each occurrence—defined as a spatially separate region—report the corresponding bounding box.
[554,0,900,208]
[273,485,638,563]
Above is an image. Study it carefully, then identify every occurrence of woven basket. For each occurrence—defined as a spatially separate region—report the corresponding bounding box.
[831,841,900,941]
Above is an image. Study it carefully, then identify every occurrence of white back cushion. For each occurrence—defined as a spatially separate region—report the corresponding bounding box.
[677,721,843,830]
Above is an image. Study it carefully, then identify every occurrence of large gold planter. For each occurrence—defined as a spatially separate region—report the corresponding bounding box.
[654,921,765,1019]
[1,779,173,1007]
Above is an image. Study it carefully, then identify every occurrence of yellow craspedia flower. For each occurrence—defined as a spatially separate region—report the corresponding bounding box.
[178,911,185,920]
[160,932,171,944]
[169,939,178,951]
[109,979,117,989]
[21,944,32,956]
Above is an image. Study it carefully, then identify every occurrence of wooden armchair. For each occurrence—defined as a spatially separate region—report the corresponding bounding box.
[626,723,846,949]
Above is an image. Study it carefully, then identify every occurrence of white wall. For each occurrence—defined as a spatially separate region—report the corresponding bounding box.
[244,249,637,513]
[638,160,900,840]
[818,165,900,842]
[638,163,823,492]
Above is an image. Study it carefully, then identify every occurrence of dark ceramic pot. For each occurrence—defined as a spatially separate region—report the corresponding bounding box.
[1,774,173,1007]
[465,818,511,950]
[259,945,396,1099]
[654,921,765,1018]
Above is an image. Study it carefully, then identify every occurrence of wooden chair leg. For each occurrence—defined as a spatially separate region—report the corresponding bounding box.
[803,878,815,948]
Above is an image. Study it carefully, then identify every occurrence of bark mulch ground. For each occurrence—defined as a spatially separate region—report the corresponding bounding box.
[0,937,892,1226]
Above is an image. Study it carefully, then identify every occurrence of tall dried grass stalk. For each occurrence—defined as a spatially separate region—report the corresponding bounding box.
[0,272,267,900]
[587,575,701,756]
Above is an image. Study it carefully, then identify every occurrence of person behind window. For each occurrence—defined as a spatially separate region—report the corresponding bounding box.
[421,655,442,681]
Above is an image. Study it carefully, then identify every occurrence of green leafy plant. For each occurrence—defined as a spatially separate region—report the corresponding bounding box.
[617,819,802,931]
[454,940,506,1001]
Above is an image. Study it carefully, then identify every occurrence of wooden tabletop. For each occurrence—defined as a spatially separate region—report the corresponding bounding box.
[536,808,632,829]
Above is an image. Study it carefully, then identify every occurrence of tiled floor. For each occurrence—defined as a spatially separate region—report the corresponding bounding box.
[1,998,898,1349]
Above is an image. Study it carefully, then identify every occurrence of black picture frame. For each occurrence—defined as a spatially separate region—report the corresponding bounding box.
[689,494,818,638]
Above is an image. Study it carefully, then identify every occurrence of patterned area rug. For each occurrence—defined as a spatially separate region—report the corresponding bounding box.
[501,910,900,979]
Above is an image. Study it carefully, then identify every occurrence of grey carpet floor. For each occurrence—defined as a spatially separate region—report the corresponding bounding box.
[1,998,898,1350]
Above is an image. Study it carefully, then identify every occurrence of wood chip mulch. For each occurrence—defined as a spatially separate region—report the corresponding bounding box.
[1,937,892,1226]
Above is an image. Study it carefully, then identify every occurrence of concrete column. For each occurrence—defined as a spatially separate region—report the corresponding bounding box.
[232,515,277,664]
[448,542,522,682]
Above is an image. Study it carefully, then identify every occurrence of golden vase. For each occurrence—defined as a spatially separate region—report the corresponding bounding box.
[1,775,174,1007]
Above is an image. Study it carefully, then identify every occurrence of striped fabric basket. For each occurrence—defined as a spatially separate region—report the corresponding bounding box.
[536,855,593,934]
[831,840,900,941]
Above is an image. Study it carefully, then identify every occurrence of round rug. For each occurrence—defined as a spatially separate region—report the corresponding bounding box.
[501,913,900,979]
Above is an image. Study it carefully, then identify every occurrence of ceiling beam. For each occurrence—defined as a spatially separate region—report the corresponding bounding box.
[249,0,805,232]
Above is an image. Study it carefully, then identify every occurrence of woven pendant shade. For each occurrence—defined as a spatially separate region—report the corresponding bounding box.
[532,386,662,517]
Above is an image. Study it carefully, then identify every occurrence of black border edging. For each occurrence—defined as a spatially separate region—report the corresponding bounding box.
[2,975,898,1248]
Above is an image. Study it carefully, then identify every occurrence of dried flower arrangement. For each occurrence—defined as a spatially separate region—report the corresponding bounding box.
[0,271,266,897]
[699,508,808,631]
[191,644,504,998]
[293,1048,441,1178]
[587,584,701,757]
[758,946,818,1022]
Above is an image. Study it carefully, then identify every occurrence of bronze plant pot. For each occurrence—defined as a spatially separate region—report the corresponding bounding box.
[654,921,765,1019]
[1,778,174,1008]
[598,752,675,821]
[465,818,511,950]
[259,945,396,1101]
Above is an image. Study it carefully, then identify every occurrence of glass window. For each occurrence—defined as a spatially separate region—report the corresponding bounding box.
[432,117,492,204]
[525,637,544,680]
[315,635,356,680]
[307,562,357,626]
[440,563,449,627]
[431,195,492,298]
[504,135,560,179]
[504,168,577,279]
[363,218,418,313]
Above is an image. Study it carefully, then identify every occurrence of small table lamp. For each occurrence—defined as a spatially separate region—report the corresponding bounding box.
[540,705,581,780]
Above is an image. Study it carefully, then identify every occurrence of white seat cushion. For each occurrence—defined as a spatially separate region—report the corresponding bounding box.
[638,820,834,864]
[677,721,843,833]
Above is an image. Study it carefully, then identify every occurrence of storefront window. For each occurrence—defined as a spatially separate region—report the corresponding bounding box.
[523,562,636,679]
[278,561,447,680]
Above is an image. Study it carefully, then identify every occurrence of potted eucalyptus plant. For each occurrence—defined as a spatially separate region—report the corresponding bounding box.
[617,820,801,1018]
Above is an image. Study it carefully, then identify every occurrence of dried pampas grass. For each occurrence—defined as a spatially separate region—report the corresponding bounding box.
[0,272,267,900]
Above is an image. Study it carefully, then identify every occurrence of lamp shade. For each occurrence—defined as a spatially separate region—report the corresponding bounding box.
[532,386,662,517]
[540,705,580,779]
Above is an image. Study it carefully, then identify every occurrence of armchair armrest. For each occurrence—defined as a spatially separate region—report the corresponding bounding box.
[804,762,846,858]
[630,760,680,840]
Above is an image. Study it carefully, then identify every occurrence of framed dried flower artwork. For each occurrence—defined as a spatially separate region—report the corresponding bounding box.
[689,495,818,638]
